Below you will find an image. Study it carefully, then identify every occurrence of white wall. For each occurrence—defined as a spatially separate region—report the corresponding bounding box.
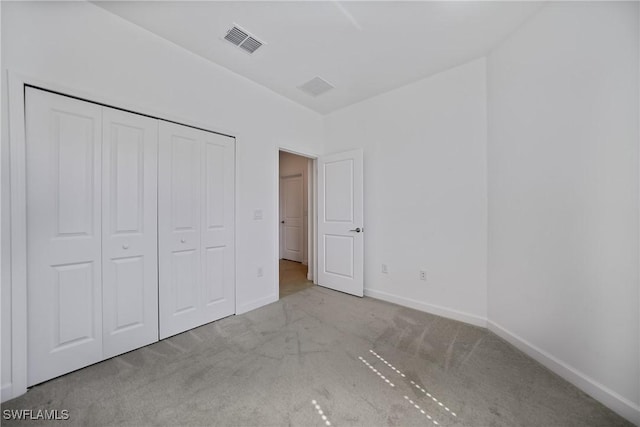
[487,2,639,423]
[324,58,488,326]
[279,151,310,265]
[1,1,323,400]
[0,0,8,402]
[0,98,9,399]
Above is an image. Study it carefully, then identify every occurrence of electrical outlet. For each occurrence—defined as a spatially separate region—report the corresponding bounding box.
[381,264,388,274]
[419,270,426,281]
[257,267,264,277]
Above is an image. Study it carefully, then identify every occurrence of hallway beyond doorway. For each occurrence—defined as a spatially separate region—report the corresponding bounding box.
[279,259,313,298]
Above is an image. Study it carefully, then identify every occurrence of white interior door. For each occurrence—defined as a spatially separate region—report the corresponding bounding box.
[317,149,364,297]
[102,107,159,358]
[201,132,235,325]
[158,122,202,339]
[281,175,303,262]
[24,87,235,385]
[158,121,235,339]
[26,88,103,386]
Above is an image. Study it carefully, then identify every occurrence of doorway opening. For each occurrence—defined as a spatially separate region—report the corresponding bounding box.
[278,150,315,298]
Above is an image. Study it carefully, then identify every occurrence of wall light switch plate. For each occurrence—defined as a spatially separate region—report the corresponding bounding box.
[253,209,263,220]
[382,264,388,274]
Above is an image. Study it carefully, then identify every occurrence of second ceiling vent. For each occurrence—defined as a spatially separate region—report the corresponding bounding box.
[298,77,335,97]
[223,25,264,54]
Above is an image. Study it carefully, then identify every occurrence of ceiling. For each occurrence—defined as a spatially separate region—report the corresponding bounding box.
[94,1,544,115]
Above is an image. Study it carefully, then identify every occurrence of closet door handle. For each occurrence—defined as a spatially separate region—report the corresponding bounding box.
[122,244,129,250]
[181,238,186,243]
[349,227,361,233]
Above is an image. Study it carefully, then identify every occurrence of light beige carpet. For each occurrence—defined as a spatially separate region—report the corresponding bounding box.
[2,286,631,426]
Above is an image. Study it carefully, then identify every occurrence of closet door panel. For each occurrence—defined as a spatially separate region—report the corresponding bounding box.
[26,88,103,386]
[102,107,159,358]
[171,249,200,314]
[201,134,235,321]
[158,122,203,339]
[159,122,235,338]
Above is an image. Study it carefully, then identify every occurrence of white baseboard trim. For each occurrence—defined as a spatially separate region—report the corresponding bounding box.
[488,320,640,425]
[364,288,487,328]
[1,382,13,403]
[236,294,278,315]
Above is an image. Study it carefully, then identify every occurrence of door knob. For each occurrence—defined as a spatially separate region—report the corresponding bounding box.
[349,227,362,233]
[181,238,186,243]
[280,220,285,224]
[122,244,129,250]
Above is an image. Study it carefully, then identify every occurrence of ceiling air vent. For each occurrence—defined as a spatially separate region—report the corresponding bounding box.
[224,26,248,46]
[298,77,335,97]
[223,25,264,54]
[239,37,263,54]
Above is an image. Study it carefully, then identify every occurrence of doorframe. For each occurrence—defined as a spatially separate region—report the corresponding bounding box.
[4,70,241,402]
[275,147,319,299]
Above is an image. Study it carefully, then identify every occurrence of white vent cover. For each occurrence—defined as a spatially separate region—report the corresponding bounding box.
[298,77,335,97]
[224,27,248,46]
[223,25,264,54]
[239,37,262,54]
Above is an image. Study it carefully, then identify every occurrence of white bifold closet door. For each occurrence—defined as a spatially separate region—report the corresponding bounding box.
[101,107,159,359]
[158,121,235,339]
[26,88,159,386]
[26,89,104,386]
